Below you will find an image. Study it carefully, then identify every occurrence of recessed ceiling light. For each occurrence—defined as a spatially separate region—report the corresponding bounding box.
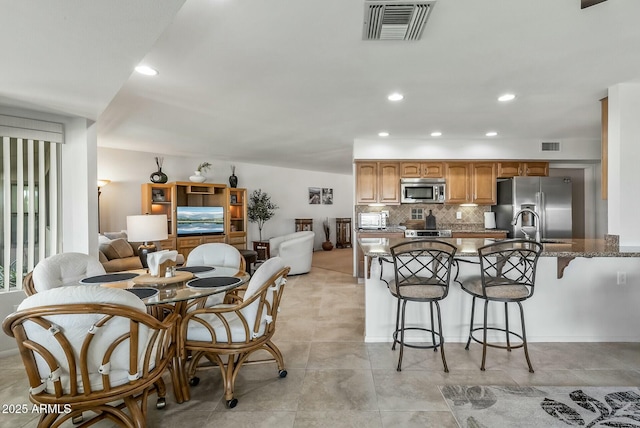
[498,93,516,102]
[387,93,404,101]
[135,65,158,76]
[486,131,498,137]
[431,131,442,137]
[378,132,389,137]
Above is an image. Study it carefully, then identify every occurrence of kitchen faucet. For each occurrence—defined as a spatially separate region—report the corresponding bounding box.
[511,208,541,242]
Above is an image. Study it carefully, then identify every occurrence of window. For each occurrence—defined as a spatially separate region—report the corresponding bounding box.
[1,115,62,292]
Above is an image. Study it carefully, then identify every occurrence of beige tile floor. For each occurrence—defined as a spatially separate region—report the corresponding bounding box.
[2,263,639,427]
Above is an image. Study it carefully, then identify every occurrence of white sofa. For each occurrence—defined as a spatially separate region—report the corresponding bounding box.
[269,231,314,275]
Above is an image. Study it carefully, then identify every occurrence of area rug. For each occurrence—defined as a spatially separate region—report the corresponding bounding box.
[311,248,353,275]
[440,385,640,428]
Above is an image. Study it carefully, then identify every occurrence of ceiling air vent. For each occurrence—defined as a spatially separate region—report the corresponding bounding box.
[363,1,436,41]
[541,141,561,152]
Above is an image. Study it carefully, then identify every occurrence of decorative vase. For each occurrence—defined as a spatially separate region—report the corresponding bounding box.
[322,241,334,251]
[189,170,206,183]
[150,168,168,183]
[229,173,238,188]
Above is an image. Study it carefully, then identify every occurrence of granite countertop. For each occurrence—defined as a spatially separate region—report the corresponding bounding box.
[356,228,510,234]
[357,237,640,258]
[356,227,406,233]
[450,229,510,234]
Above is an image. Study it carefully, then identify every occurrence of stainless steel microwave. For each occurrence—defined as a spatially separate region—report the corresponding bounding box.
[400,178,446,203]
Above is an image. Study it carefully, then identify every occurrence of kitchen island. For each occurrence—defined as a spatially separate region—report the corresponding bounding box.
[359,237,640,343]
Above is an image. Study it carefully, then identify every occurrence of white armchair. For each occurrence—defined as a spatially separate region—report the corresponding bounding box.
[269,231,314,275]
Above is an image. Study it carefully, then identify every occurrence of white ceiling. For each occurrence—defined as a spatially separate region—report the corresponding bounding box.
[2,0,640,175]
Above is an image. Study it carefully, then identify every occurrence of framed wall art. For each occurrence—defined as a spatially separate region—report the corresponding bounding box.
[308,187,321,204]
[322,188,333,205]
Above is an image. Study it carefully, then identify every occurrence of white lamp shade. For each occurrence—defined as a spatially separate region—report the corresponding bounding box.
[126,215,168,242]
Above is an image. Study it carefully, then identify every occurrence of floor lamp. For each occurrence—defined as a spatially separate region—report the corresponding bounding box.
[126,214,168,268]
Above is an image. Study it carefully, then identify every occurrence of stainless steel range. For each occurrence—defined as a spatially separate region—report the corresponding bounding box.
[404,229,452,238]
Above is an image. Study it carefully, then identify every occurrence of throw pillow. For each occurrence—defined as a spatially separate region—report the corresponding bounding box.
[100,238,134,260]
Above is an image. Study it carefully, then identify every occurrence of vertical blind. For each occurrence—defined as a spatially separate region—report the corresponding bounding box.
[0,114,62,292]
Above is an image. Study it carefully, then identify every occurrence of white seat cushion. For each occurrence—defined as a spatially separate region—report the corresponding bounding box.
[186,257,286,343]
[32,252,106,292]
[186,243,242,268]
[388,279,446,299]
[461,276,530,300]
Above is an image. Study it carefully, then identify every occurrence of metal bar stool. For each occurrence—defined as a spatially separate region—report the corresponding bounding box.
[460,239,543,372]
[388,239,457,372]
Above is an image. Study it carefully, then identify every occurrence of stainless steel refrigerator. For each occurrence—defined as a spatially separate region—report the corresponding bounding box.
[493,177,572,239]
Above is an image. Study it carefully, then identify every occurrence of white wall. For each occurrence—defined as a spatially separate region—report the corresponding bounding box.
[98,147,353,250]
[607,83,640,246]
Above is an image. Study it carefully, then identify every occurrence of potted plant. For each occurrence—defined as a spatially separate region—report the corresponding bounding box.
[190,162,212,183]
[322,218,333,251]
[247,189,278,242]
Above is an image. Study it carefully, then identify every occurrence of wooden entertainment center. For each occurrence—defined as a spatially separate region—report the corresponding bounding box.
[141,182,247,260]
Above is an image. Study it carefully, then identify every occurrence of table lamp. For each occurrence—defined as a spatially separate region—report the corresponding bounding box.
[126,214,168,268]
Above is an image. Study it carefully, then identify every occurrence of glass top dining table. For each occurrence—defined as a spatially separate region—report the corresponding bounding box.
[81,265,251,404]
[85,266,251,306]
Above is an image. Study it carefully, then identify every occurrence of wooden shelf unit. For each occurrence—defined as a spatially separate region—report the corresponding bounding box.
[141,183,177,250]
[295,218,313,232]
[141,181,247,258]
[227,188,247,249]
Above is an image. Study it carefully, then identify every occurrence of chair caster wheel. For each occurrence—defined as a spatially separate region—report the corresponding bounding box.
[156,397,166,409]
[189,377,200,386]
[279,369,287,378]
[227,398,238,408]
[72,414,84,425]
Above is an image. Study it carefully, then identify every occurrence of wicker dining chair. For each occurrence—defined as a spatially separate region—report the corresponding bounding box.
[179,257,290,408]
[185,243,246,309]
[2,286,179,428]
[460,239,543,372]
[389,239,457,372]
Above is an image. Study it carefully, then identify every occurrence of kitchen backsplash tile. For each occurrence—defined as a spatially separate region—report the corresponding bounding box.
[355,204,491,231]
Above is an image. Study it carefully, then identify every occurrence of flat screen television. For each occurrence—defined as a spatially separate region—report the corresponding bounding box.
[176,206,224,235]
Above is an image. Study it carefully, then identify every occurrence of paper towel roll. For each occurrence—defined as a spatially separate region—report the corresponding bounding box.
[484,212,496,229]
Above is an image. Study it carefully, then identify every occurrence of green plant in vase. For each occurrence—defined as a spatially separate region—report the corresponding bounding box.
[247,189,278,242]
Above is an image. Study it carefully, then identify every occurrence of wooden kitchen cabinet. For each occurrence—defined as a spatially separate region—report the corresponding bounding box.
[471,162,497,205]
[400,162,444,178]
[497,161,549,178]
[445,162,496,205]
[445,162,471,204]
[355,161,400,205]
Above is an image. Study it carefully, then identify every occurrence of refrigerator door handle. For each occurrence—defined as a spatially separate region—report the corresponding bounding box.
[537,191,546,238]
